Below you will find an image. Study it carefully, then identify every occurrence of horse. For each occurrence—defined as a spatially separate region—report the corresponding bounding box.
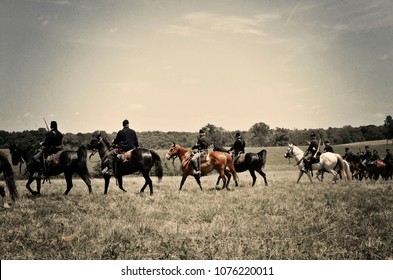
[0,151,18,208]
[353,160,389,181]
[284,144,351,183]
[165,143,239,191]
[87,134,163,195]
[8,143,92,196]
[213,146,268,187]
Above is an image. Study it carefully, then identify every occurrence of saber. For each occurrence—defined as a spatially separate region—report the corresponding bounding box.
[43,117,50,131]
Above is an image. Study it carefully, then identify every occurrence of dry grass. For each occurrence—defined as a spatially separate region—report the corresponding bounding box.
[1,170,393,260]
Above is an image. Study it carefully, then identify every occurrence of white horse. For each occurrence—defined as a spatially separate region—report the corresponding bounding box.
[284,144,351,183]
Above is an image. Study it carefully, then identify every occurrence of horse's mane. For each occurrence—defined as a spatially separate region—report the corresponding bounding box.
[102,137,112,148]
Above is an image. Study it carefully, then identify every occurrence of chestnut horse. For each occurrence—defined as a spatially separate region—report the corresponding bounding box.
[165,143,238,191]
[0,151,18,208]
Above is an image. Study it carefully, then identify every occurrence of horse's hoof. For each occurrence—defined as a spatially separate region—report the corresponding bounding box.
[32,191,40,196]
[3,204,11,209]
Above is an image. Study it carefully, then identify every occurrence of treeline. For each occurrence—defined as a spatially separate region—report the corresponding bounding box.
[1,116,393,149]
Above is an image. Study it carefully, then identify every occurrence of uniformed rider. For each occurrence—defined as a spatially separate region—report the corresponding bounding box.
[229,131,245,163]
[32,121,63,178]
[301,133,319,172]
[191,129,211,177]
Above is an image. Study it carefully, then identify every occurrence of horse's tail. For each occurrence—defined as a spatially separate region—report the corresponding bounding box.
[258,149,267,169]
[1,154,18,202]
[150,150,163,182]
[77,145,91,178]
[336,154,351,181]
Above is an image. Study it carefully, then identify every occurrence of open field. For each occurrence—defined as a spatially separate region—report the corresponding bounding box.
[1,143,393,260]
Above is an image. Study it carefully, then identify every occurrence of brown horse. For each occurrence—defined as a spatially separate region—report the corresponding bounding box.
[165,143,238,191]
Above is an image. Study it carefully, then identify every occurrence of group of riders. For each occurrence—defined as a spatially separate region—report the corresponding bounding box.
[300,133,393,179]
[29,119,392,180]
[30,119,246,179]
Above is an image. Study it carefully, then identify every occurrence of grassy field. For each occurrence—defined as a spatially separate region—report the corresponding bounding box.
[1,143,393,260]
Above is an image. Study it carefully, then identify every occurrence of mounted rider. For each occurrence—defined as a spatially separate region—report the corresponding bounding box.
[301,133,319,172]
[191,129,211,177]
[323,140,334,153]
[32,121,63,178]
[229,131,245,163]
[103,119,139,176]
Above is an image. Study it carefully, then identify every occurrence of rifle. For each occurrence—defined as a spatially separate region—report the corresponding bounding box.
[43,117,50,131]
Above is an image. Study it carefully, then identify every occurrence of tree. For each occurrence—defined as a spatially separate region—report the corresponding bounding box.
[249,122,271,146]
[384,115,393,144]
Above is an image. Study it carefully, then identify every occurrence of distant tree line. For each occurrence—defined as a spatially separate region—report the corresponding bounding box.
[1,115,393,149]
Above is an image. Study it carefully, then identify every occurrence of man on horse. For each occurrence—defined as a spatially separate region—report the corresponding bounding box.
[301,133,319,172]
[229,131,245,163]
[103,119,139,176]
[191,129,211,176]
[32,121,63,178]
[323,140,334,153]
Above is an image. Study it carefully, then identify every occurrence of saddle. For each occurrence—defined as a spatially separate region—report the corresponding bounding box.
[370,160,386,168]
[45,151,62,167]
[117,149,134,163]
[233,153,245,164]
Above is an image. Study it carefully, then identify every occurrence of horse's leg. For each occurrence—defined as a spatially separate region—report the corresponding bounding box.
[296,170,304,183]
[328,170,338,183]
[217,170,228,190]
[141,172,153,195]
[224,169,232,187]
[104,175,111,194]
[0,185,10,208]
[249,170,257,186]
[77,171,93,194]
[257,169,268,186]
[64,172,73,195]
[179,174,189,191]
[306,171,313,183]
[35,178,42,195]
[117,176,127,193]
[215,176,221,187]
[192,174,204,191]
[25,176,36,195]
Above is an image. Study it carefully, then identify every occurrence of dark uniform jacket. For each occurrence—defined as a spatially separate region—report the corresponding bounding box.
[307,138,319,156]
[324,146,334,153]
[230,137,245,154]
[114,127,139,152]
[42,129,63,154]
[192,135,211,152]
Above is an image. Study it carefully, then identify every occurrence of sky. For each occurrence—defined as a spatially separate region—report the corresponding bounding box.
[1,0,393,134]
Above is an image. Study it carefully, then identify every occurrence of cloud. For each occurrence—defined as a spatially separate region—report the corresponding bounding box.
[162,12,278,37]
[24,112,33,118]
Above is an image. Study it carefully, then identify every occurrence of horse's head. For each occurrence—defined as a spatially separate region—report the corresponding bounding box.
[165,143,181,160]
[8,143,23,166]
[87,134,102,150]
[284,144,294,159]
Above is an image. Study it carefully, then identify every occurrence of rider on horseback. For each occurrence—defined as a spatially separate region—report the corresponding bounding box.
[229,131,245,163]
[32,121,63,178]
[301,133,319,173]
[103,119,139,176]
[191,129,211,177]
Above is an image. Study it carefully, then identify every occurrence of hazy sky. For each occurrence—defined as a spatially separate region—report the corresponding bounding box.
[1,0,393,133]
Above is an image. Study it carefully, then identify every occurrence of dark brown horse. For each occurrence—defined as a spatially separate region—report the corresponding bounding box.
[165,143,239,191]
[213,146,268,187]
[9,143,92,196]
[0,151,18,208]
[87,134,163,195]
